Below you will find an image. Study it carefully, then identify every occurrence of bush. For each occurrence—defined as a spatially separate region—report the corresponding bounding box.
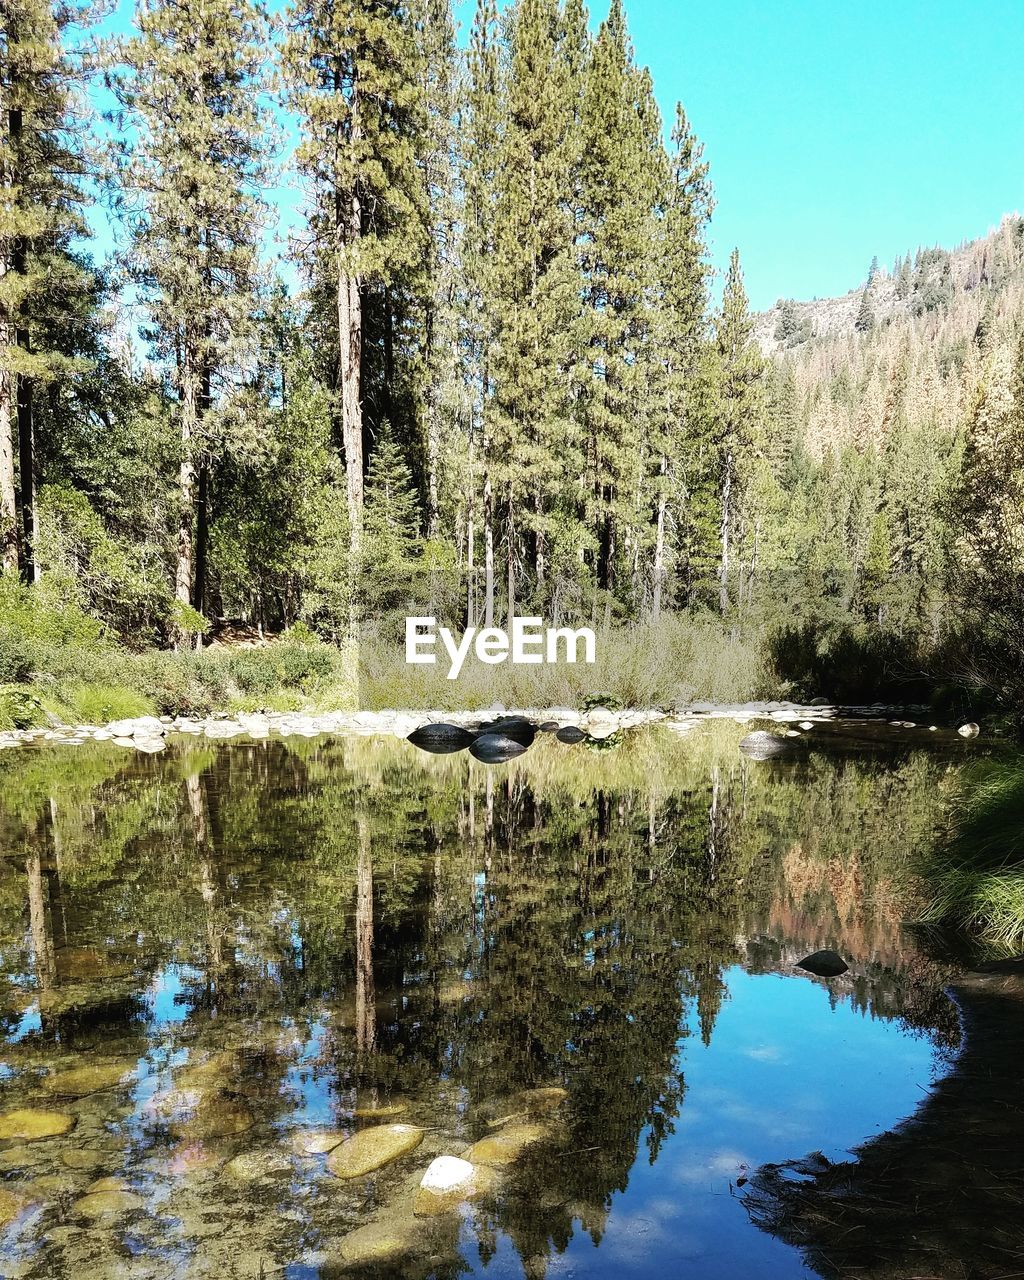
[67,684,155,724]
[223,642,340,697]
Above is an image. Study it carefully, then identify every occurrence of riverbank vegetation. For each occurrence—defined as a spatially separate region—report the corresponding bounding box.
[3,0,1024,722]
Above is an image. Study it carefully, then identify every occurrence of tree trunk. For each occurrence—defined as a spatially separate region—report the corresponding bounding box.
[338,189,363,565]
[653,455,667,621]
[483,430,494,627]
[506,503,515,626]
[466,416,476,627]
[191,355,212,633]
[9,105,35,583]
[719,450,732,612]
[176,342,198,642]
[0,78,17,573]
[355,812,375,1055]
[0,364,17,574]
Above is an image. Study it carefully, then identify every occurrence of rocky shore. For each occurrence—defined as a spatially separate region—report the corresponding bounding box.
[0,699,968,755]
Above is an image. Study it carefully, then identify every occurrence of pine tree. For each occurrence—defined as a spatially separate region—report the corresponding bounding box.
[116,0,270,638]
[1,0,92,580]
[578,0,663,602]
[282,0,429,628]
[490,0,587,619]
[462,0,502,626]
[715,248,763,612]
[649,103,713,617]
[855,286,875,333]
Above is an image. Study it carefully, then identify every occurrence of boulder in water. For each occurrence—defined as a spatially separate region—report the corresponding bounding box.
[476,716,536,745]
[407,723,474,754]
[797,949,849,978]
[291,1128,347,1155]
[338,1215,422,1266]
[224,1149,292,1181]
[469,733,529,764]
[74,1189,143,1220]
[0,1108,77,1142]
[326,1123,424,1179]
[464,1120,547,1167]
[44,1061,135,1097]
[555,725,587,744]
[958,722,980,738]
[739,730,793,760]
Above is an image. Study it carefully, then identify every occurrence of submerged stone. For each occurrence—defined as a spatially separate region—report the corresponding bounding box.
[325,1123,424,1179]
[469,733,529,764]
[44,1061,135,1097]
[420,1155,474,1194]
[0,1187,33,1227]
[224,1149,291,1181]
[74,1189,143,1220]
[86,1175,130,1193]
[0,1108,77,1142]
[413,1156,496,1217]
[60,1149,110,1172]
[407,723,474,754]
[555,725,587,744]
[465,1121,547,1167]
[291,1128,347,1155]
[172,1094,254,1140]
[958,722,980,738]
[338,1215,422,1265]
[354,1101,409,1119]
[797,949,849,978]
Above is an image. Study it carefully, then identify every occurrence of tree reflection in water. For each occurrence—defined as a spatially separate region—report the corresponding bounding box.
[0,725,960,1278]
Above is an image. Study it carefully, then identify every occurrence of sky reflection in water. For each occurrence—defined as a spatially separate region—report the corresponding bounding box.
[0,725,958,1279]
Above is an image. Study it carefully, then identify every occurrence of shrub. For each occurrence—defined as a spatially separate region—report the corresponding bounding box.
[67,684,155,725]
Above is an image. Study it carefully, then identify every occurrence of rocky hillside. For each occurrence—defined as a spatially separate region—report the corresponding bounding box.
[754,214,1024,354]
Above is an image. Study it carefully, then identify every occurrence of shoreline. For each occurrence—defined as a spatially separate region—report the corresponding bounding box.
[0,699,967,754]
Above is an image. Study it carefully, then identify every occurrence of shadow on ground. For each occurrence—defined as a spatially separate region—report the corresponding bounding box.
[743,958,1024,1279]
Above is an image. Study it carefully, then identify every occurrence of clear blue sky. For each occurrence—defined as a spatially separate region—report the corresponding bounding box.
[89,0,1024,312]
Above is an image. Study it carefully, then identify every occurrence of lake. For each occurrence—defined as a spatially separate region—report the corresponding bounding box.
[0,720,979,1278]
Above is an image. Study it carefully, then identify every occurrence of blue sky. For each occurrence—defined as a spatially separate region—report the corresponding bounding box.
[89,0,1024,312]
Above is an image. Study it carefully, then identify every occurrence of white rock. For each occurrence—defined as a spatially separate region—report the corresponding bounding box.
[134,738,166,753]
[111,736,136,748]
[958,722,980,739]
[204,722,244,739]
[799,721,815,731]
[420,1156,475,1194]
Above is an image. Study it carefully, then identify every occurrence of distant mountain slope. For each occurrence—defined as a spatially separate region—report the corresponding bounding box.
[754,215,1024,354]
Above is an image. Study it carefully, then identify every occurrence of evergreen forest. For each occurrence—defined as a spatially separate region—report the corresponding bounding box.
[4,0,1024,719]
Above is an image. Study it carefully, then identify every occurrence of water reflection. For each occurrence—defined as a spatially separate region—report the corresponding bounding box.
[0,726,959,1278]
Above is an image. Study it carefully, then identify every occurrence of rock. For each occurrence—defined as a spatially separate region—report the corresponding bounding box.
[537,721,559,733]
[86,1176,129,1193]
[407,723,474,754]
[809,697,830,706]
[958,722,980,738]
[74,1189,143,1220]
[475,716,536,746]
[587,724,617,740]
[555,725,587,744]
[224,1149,292,1181]
[43,1061,135,1098]
[354,1101,409,1119]
[134,737,166,753]
[0,1108,77,1141]
[204,721,244,739]
[171,1094,254,1140]
[797,949,849,978]
[798,721,815,731]
[0,1187,32,1227]
[464,1121,547,1167]
[739,730,793,760]
[469,733,529,764]
[291,1129,347,1155]
[111,736,136,748]
[326,1123,424,1179]
[338,1216,422,1265]
[419,1155,475,1194]
[60,1149,110,1172]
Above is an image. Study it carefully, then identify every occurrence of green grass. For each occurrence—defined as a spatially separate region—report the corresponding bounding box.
[358,615,768,711]
[920,759,1024,950]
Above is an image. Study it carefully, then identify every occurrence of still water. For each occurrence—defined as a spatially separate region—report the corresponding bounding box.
[0,723,965,1278]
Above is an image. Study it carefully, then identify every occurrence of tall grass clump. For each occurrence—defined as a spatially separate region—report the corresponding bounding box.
[358,614,769,711]
[920,759,1024,950]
